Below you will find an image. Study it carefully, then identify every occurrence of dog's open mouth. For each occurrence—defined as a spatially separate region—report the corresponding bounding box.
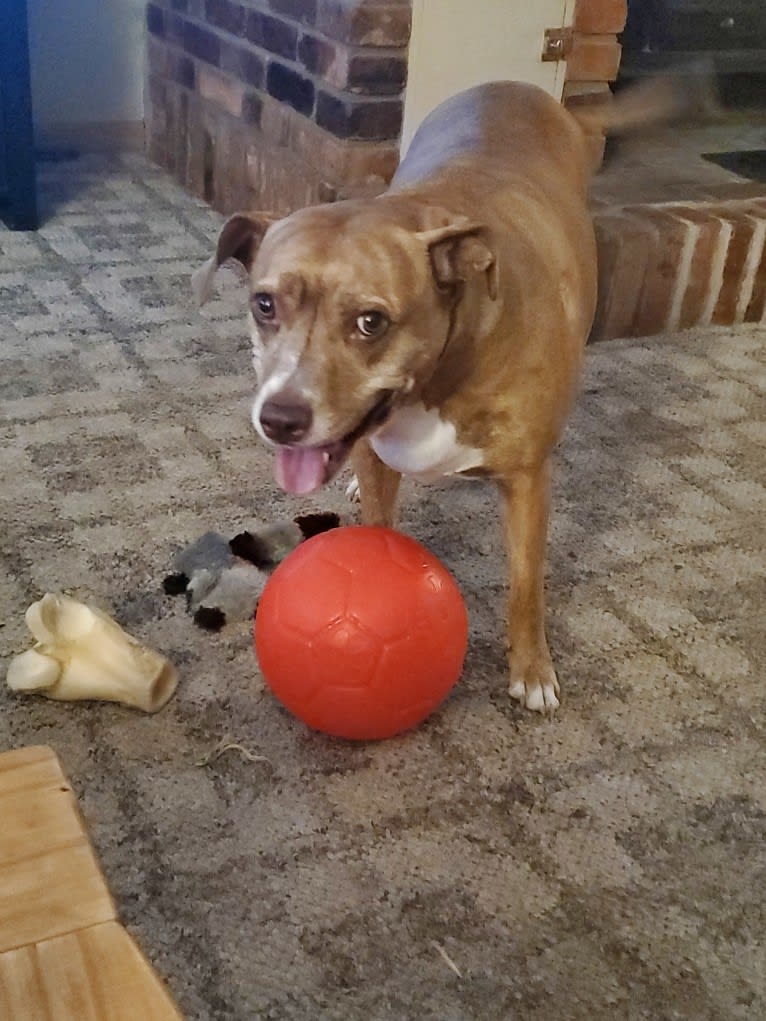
[274,441,349,495]
[273,392,393,496]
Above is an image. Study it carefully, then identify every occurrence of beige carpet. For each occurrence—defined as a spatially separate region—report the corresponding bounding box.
[0,152,764,1020]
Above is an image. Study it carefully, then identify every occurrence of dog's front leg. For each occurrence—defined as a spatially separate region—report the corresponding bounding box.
[352,440,401,528]
[499,459,560,713]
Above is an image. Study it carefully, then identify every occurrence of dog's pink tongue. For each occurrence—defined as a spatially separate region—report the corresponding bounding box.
[274,447,326,495]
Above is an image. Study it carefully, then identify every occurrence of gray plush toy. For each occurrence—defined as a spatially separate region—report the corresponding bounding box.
[163,513,340,631]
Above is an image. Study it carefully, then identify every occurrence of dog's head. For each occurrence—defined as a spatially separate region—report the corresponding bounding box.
[194,200,497,494]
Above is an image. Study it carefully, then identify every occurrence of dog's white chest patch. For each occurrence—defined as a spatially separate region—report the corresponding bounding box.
[370,403,483,481]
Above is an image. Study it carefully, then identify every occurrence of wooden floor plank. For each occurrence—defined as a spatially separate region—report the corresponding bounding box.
[0,842,116,953]
[0,923,183,1021]
[0,747,66,799]
[0,786,87,869]
[0,942,51,1021]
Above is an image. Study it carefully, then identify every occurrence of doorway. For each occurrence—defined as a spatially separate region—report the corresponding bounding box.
[0,0,38,230]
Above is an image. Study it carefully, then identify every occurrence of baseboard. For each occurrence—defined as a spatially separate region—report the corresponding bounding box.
[34,120,145,155]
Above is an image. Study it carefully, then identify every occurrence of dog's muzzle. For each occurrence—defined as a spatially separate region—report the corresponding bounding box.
[263,391,394,496]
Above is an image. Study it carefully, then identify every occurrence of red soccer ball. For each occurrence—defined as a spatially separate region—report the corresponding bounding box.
[254,526,468,740]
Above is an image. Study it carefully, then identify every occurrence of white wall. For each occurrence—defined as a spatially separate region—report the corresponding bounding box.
[27,0,146,128]
[402,0,576,153]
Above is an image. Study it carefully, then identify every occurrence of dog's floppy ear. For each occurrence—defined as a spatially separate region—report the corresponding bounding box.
[417,221,498,301]
[191,212,278,305]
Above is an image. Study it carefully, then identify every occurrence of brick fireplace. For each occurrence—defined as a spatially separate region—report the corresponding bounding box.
[145,0,410,213]
[144,0,623,214]
[144,0,766,341]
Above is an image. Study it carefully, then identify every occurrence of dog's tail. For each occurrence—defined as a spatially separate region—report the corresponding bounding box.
[570,62,720,163]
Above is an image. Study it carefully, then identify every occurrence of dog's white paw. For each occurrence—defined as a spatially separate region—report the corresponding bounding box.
[345,475,361,504]
[509,655,560,713]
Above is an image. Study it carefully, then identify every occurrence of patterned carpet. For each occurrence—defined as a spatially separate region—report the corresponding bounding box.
[1,152,765,1020]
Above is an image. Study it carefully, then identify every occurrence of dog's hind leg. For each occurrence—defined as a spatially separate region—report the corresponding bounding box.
[498,459,561,713]
[352,440,401,528]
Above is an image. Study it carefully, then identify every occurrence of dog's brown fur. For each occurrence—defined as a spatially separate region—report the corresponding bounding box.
[194,79,691,712]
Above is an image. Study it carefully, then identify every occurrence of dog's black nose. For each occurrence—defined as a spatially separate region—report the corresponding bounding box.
[260,396,313,444]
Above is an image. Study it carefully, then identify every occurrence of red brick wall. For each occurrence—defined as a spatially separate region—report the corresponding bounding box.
[145,0,411,212]
[566,0,626,87]
[564,0,627,167]
[592,199,766,341]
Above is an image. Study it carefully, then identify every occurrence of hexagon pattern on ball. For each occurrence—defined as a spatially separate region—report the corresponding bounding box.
[254,527,468,740]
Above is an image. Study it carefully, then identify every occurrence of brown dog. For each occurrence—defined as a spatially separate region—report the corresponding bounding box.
[193,79,685,713]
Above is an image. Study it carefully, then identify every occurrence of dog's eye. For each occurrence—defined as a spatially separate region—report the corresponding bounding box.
[252,292,276,321]
[356,310,389,339]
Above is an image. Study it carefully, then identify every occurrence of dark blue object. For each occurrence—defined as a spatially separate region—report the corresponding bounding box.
[0,0,38,230]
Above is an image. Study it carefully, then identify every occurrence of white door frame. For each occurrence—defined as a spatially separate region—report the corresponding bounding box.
[401,0,576,154]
